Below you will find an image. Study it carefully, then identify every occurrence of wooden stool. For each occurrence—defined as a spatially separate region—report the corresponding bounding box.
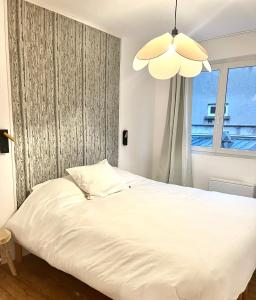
[0,228,17,276]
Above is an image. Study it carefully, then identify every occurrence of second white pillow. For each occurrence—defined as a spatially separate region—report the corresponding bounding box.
[66,159,128,199]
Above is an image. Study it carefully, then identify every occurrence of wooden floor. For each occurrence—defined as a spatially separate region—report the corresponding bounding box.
[0,255,255,300]
[0,255,110,300]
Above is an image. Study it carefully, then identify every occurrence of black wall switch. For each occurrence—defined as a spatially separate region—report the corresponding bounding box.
[0,130,10,153]
[123,130,128,146]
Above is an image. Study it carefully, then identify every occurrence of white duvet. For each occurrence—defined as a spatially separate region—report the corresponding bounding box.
[7,169,256,300]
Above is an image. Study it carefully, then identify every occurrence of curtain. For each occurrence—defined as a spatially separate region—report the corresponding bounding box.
[157,75,193,186]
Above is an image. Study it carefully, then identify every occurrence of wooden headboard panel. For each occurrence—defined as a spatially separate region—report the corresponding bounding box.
[7,0,120,207]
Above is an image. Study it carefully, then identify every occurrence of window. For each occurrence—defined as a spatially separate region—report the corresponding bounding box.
[191,59,256,155]
[221,66,256,151]
[191,70,220,148]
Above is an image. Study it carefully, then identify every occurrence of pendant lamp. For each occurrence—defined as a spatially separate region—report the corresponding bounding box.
[133,0,211,79]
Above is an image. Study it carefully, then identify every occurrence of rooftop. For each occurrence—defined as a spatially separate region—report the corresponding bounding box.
[192,135,256,151]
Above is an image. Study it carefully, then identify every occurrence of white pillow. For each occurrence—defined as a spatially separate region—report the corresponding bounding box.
[66,160,128,199]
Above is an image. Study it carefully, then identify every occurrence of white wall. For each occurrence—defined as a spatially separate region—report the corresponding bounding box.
[0,0,16,226]
[192,153,256,189]
[119,37,155,178]
[152,31,256,190]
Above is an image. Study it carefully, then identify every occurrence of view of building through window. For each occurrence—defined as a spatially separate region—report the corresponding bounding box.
[191,64,256,152]
[221,66,256,150]
[191,70,220,148]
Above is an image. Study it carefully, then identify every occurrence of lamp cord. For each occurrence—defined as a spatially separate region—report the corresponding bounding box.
[172,0,179,36]
[174,0,178,29]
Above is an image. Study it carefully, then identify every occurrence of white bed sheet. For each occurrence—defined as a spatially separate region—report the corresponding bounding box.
[6,170,256,300]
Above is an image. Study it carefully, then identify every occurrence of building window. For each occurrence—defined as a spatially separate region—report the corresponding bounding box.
[207,104,229,117]
[191,59,256,155]
[207,104,216,117]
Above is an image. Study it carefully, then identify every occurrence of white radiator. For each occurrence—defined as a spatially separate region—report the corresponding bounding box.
[208,178,256,198]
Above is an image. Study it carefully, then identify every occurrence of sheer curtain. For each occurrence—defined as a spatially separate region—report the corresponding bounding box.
[157,75,193,186]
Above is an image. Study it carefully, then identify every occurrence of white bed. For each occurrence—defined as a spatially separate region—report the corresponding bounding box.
[7,169,256,300]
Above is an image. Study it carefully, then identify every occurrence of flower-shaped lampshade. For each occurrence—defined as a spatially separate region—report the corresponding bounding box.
[133,32,211,79]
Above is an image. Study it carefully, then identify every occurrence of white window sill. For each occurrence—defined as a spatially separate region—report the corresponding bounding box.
[192,146,256,159]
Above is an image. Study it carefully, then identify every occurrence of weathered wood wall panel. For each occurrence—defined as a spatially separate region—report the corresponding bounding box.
[7,0,27,204]
[55,14,84,176]
[7,0,120,206]
[85,27,107,165]
[22,3,57,188]
[106,35,120,167]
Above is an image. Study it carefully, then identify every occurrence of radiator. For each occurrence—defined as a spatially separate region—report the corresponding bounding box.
[208,178,256,198]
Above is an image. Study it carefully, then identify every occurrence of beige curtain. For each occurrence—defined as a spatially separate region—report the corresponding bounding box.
[157,75,193,186]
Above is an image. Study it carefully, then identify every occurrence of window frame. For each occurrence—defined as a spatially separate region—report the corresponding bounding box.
[190,57,256,158]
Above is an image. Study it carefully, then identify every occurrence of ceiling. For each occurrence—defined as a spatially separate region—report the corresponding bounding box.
[28,0,256,41]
